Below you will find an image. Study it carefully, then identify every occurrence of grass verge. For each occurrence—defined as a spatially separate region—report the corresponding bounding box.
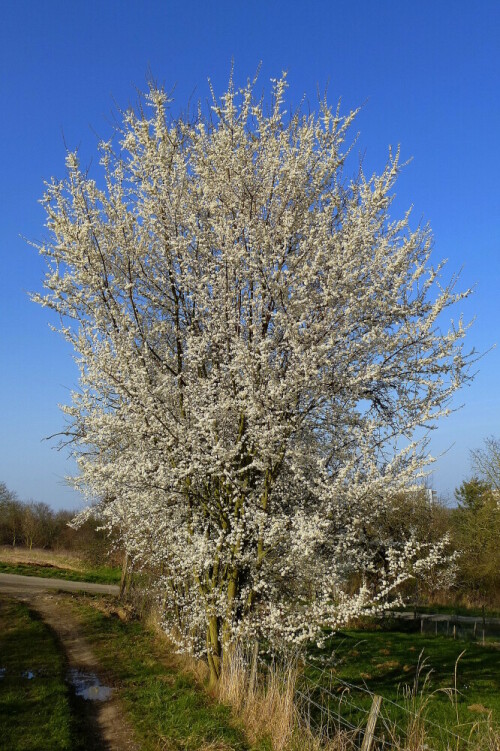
[0,596,84,751]
[0,560,121,584]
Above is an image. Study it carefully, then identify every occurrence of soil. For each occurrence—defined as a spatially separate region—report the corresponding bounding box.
[18,592,139,751]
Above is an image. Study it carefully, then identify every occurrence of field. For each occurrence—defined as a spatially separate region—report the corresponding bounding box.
[0,545,121,584]
[303,620,500,749]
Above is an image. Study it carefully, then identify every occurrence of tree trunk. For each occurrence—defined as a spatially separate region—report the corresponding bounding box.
[207,615,221,689]
[119,552,130,600]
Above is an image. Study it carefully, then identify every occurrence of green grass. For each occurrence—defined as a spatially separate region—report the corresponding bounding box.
[0,596,84,751]
[0,560,121,584]
[68,594,259,751]
[304,622,500,749]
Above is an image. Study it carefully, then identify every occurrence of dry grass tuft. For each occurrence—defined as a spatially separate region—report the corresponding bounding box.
[470,721,500,751]
[215,644,500,751]
[217,645,297,751]
[376,660,400,671]
[467,703,490,714]
[286,726,356,751]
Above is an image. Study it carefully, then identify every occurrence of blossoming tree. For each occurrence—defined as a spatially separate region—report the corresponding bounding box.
[34,75,471,685]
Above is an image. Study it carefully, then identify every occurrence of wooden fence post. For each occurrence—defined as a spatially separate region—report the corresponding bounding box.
[361,694,382,751]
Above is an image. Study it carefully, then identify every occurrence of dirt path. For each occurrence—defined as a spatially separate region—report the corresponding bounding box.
[27,593,138,751]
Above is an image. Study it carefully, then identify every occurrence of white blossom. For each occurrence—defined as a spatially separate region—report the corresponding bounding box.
[33,74,472,682]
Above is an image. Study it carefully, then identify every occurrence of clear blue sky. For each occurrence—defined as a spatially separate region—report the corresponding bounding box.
[1,1,498,510]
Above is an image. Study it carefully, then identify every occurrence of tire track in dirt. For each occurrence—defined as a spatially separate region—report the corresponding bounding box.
[31,593,139,751]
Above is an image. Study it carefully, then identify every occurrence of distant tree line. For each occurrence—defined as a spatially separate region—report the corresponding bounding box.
[0,482,113,564]
[449,437,500,607]
[1,437,498,605]
[384,483,500,609]
[393,437,500,609]
[452,477,500,607]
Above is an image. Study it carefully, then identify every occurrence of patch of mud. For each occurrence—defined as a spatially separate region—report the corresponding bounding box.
[68,668,113,701]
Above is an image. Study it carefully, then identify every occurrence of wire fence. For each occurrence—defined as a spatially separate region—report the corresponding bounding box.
[298,654,490,751]
[254,647,490,751]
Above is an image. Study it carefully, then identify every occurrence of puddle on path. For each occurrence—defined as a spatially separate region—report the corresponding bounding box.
[67,668,113,701]
[0,668,5,679]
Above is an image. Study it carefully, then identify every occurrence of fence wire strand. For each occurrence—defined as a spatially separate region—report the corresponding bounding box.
[255,650,475,749]
[302,657,473,748]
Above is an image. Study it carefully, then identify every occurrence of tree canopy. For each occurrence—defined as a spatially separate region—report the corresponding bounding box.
[33,74,472,683]
[453,476,500,604]
[470,436,500,492]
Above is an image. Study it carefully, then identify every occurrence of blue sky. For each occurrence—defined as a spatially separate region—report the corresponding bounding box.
[0,1,499,510]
